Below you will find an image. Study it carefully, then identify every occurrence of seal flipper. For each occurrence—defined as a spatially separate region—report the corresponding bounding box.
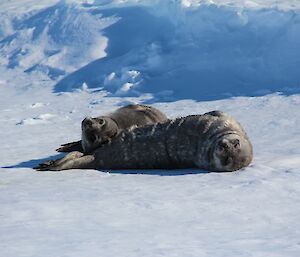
[34,151,96,171]
[56,140,83,152]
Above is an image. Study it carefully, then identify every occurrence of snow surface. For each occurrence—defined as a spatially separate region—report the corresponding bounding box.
[1,0,300,256]
[1,0,300,100]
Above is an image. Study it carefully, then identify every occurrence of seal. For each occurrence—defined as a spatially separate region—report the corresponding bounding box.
[35,111,253,172]
[56,104,168,153]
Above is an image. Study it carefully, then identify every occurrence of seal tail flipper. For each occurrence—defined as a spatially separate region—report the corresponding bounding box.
[34,151,96,171]
[56,140,83,152]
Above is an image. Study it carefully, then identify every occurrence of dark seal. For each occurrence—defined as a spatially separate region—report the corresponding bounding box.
[36,111,253,172]
[56,104,168,153]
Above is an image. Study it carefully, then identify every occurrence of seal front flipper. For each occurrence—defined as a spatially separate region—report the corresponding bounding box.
[34,151,96,171]
[56,140,83,153]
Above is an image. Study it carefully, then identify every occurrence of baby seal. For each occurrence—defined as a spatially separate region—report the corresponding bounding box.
[36,111,253,172]
[56,104,168,153]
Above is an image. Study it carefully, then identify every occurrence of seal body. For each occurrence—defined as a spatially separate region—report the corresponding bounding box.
[57,104,168,153]
[37,111,253,172]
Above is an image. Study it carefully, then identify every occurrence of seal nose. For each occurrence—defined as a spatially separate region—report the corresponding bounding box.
[222,156,233,166]
[232,138,240,148]
[82,117,93,126]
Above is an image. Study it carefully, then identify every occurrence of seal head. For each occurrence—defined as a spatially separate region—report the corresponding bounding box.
[209,133,253,171]
[81,116,119,153]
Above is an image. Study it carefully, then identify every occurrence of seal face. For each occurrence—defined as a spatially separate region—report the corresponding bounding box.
[81,116,119,153]
[209,134,253,171]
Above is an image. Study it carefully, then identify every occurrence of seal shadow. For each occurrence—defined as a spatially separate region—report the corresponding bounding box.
[106,169,210,176]
[2,153,66,170]
[3,154,210,176]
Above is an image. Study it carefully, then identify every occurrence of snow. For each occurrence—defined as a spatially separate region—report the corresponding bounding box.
[1,0,300,100]
[1,0,300,256]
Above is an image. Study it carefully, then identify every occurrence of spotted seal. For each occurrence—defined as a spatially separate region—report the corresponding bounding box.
[56,104,168,153]
[36,111,253,172]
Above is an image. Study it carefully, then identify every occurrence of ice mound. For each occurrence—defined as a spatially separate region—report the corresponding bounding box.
[0,1,116,77]
[56,4,300,100]
[1,1,300,100]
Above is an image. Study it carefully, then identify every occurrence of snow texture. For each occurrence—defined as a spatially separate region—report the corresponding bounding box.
[1,0,300,100]
[1,1,300,257]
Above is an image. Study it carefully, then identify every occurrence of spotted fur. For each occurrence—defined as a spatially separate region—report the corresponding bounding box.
[37,111,253,172]
[56,104,168,153]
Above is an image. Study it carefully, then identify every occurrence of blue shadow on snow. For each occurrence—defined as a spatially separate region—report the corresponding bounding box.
[53,5,300,101]
[3,154,210,176]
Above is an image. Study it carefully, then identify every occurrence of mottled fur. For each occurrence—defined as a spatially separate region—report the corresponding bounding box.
[36,111,253,172]
[56,104,168,153]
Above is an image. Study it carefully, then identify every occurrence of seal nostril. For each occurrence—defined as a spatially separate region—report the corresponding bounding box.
[222,156,229,166]
[222,156,232,166]
[232,139,240,148]
[82,117,93,126]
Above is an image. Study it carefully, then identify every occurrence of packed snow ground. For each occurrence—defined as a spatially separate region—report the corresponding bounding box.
[1,1,300,257]
[1,73,300,257]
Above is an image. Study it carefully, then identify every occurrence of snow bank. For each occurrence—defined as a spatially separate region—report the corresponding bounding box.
[0,1,116,77]
[58,3,300,100]
[1,1,299,100]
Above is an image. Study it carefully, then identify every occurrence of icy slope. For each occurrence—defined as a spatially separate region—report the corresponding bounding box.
[1,0,300,100]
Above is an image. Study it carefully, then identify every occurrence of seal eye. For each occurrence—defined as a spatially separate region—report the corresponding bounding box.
[96,118,105,126]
